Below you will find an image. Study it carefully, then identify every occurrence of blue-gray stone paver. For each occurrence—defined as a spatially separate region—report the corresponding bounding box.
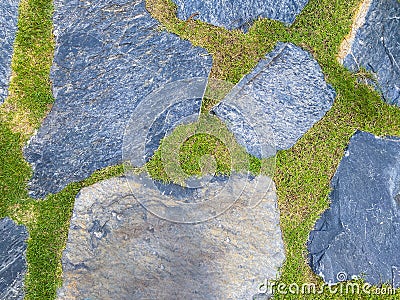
[308,131,400,286]
[0,0,20,104]
[0,217,28,300]
[212,42,336,156]
[24,0,212,199]
[57,175,285,299]
[172,0,309,31]
[342,0,400,106]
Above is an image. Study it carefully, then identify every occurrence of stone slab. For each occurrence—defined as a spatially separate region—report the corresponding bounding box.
[57,175,285,299]
[172,0,309,30]
[0,217,28,300]
[0,0,20,104]
[308,131,400,286]
[23,0,212,198]
[212,42,336,156]
[341,0,400,105]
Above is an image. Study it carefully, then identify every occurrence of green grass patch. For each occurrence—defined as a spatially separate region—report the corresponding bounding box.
[145,114,265,185]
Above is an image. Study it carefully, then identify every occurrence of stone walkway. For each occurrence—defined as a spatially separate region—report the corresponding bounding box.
[0,0,399,298]
[0,0,20,104]
[53,39,340,298]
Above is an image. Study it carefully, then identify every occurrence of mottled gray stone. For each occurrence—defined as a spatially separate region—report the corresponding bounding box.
[212,42,336,156]
[308,131,400,286]
[0,217,28,300]
[172,0,309,30]
[0,0,20,104]
[23,0,212,198]
[341,0,400,105]
[57,175,285,299]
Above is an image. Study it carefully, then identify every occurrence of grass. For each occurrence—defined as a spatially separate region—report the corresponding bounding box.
[0,0,399,299]
[145,114,266,184]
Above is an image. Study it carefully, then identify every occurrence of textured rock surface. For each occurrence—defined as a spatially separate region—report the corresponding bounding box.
[0,0,20,104]
[341,0,400,105]
[57,175,285,299]
[24,0,212,198]
[0,217,28,300]
[212,42,336,156]
[172,0,309,30]
[308,131,400,286]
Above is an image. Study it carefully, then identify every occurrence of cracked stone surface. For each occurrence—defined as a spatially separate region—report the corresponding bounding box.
[341,0,400,105]
[0,217,28,300]
[172,0,309,31]
[57,175,285,299]
[0,0,20,104]
[308,131,400,286]
[212,42,336,156]
[23,0,212,199]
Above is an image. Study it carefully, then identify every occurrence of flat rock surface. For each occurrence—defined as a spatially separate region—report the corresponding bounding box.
[0,0,20,104]
[57,175,285,299]
[23,0,212,199]
[172,0,309,30]
[342,0,400,105]
[0,217,28,300]
[212,42,336,156]
[308,131,400,286]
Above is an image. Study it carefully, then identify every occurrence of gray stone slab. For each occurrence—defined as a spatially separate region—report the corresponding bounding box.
[172,0,309,31]
[23,0,212,199]
[212,42,336,156]
[341,0,400,105]
[308,131,400,286]
[0,0,20,104]
[57,174,285,299]
[0,217,28,300]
